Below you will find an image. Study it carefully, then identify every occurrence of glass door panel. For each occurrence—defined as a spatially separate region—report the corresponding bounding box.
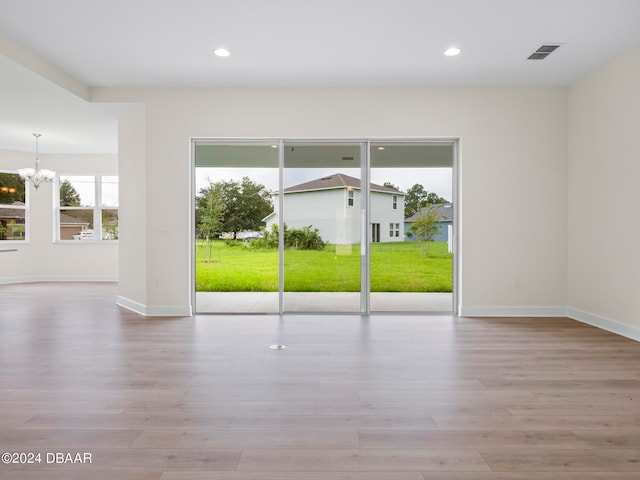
[369,142,454,312]
[194,142,279,313]
[282,142,362,312]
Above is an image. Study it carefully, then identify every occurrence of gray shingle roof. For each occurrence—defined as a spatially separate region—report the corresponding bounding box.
[284,173,403,194]
[59,212,90,225]
[0,201,26,219]
[405,203,453,222]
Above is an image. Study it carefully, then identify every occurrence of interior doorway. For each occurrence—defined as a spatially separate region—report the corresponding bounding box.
[192,139,456,314]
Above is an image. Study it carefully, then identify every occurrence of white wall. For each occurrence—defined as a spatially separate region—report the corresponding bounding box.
[115,105,148,312]
[371,191,405,242]
[92,86,568,316]
[267,189,359,245]
[267,188,404,245]
[0,148,118,283]
[567,44,640,335]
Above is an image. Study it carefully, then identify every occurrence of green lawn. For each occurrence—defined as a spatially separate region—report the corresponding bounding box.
[195,240,452,292]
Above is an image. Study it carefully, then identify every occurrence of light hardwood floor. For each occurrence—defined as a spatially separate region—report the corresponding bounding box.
[1,282,640,479]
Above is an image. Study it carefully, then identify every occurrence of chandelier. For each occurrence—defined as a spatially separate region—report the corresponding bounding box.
[17,133,55,190]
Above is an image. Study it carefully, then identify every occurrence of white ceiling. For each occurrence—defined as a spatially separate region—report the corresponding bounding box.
[0,55,126,154]
[1,0,640,153]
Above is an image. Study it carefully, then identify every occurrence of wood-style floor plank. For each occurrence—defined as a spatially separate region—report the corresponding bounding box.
[0,447,242,472]
[236,448,490,471]
[131,429,360,449]
[1,282,640,479]
[0,429,142,448]
[358,430,590,449]
[18,414,231,431]
[434,415,640,430]
[479,448,640,472]
[160,472,424,480]
[0,473,162,480]
[420,474,640,480]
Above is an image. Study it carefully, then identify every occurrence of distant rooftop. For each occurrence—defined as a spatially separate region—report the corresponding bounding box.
[405,203,453,222]
[283,173,404,194]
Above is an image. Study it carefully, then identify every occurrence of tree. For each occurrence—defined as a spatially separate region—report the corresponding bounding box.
[59,179,92,228]
[404,183,448,217]
[198,184,225,263]
[234,176,273,232]
[60,179,81,206]
[196,177,272,236]
[426,192,448,205]
[410,204,443,257]
[0,172,26,205]
[404,184,426,218]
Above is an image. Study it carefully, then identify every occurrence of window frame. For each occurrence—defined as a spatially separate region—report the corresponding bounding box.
[392,195,398,210]
[0,171,28,243]
[347,188,354,207]
[55,174,118,243]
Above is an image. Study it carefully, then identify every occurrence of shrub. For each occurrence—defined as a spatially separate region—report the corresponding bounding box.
[286,225,325,250]
[250,223,325,250]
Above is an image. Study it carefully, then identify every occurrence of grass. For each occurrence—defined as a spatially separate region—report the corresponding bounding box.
[195,240,452,292]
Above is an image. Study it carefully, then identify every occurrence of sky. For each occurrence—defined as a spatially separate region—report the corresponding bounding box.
[195,167,453,201]
[60,175,118,207]
[60,167,452,211]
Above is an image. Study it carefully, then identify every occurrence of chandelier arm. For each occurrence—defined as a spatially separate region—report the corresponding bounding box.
[18,133,55,191]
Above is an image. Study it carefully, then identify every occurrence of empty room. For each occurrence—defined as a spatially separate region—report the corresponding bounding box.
[1,1,640,479]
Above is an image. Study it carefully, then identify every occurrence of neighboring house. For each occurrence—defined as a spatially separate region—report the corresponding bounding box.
[404,203,453,243]
[0,201,26,240]
[264,173,405,244]
[59,212,90,240]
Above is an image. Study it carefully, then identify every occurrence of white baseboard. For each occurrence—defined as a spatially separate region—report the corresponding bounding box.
[0,275,118,284]
[459,306,568,317]
[117,295,191,317]
[459,305,639,343]
[567,307,640,342]
[116,296,147,315]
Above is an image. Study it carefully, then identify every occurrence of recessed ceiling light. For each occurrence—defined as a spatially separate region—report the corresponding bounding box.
[271,144,278,149]
[214,48,231,57]
[377,146,385,151]
[444,47,461,57]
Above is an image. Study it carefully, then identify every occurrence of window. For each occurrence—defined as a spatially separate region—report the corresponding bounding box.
[392,195,397,210]
[389,222,394,237]
[57,175,118,241]
[347,188,354,207]
[389,222,400,238]
[0,172,27,242]
[395,223,400,237]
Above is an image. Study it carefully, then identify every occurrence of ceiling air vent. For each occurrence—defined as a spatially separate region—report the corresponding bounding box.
[527,44,561,60]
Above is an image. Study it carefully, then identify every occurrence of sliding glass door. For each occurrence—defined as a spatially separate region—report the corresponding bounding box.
[193,139,455,314]
[370,142,454,312]
[194,141,279,313]
[282,142,363,312]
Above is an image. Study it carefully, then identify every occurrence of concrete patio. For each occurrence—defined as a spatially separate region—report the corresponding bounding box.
[195,292,453,313]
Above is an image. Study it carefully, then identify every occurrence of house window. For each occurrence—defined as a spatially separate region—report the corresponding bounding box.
[0,172,27,242]
[347,189,354,207]
[389,222,394,237]
[392,195,397,210]
[395,223,400,237]
[57,175,118,241]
